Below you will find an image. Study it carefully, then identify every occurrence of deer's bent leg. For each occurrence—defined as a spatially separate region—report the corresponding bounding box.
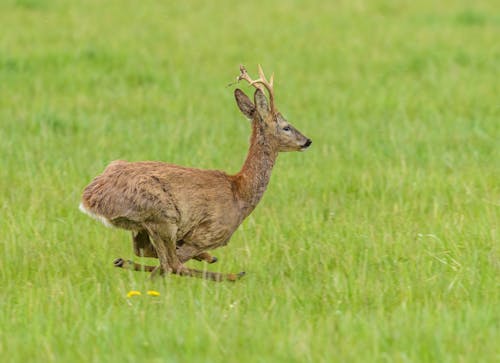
[176,240,218,264]
[144,222,182,276]
[175,244,217,264]
[193,252,218,264]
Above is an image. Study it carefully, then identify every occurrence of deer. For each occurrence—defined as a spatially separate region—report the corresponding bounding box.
[79,65,312,281]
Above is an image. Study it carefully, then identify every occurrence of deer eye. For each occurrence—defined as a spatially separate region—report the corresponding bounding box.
[283,126,291,132]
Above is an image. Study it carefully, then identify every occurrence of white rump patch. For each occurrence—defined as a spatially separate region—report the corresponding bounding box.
[79,202,114,228]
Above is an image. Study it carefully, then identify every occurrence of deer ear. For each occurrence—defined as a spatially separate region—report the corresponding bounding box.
[234,89,255,119]
[254,89,270,119]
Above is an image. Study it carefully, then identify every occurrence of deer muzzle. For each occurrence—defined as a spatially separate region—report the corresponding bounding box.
[301,139,312,150]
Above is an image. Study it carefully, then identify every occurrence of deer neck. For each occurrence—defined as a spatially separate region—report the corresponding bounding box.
[234,121,278,215]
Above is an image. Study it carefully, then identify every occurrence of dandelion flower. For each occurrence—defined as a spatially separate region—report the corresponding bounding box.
[127,290,141,298]
[147,290,160,297]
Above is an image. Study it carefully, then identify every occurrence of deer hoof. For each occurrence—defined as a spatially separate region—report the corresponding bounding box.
[226,271,246,282]
[210,256,218,264]
[113,258,125,267]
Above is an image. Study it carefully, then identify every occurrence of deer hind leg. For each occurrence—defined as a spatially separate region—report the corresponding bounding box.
[175,244,245,282]
[143,223,182,277]
[178,267,246,282]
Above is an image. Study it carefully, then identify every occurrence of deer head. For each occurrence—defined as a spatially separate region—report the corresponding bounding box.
[234,65,312,152]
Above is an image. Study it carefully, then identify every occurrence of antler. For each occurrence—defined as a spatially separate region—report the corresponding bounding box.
[237,65,275,112]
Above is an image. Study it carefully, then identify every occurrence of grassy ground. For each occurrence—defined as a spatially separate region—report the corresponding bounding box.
[0,0,499,362]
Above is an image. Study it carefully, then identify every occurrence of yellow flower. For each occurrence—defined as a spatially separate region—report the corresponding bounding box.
[147,290,160,297]
[126,290,141,298]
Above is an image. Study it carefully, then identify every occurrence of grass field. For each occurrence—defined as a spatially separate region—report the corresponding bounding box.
[0,0,499,362]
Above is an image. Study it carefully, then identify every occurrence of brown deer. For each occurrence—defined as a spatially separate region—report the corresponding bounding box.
[79,65,312,281]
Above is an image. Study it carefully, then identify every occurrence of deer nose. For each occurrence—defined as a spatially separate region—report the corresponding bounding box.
[303,139,312,148]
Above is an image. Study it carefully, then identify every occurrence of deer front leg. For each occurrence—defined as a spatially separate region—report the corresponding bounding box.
[177,240,218,263]
[192,252,218,264]
[176,244,211,264]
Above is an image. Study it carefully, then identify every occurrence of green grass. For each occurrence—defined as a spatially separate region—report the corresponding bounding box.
[1,0,499,362]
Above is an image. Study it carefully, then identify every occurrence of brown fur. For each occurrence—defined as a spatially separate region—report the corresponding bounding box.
[80,69,311,281]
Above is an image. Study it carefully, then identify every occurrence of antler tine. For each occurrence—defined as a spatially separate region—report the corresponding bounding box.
[237,65,265,93]
[237,64,275,111]
[257,64,266,82]
[256,64,275,102]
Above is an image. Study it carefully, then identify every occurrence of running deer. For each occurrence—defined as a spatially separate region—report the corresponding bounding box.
[79,65,312,281]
